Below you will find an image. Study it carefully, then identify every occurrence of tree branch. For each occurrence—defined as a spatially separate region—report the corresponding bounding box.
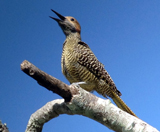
[21,60,77,102]
[25,99,73,132]
[21,60,159,132]
[0,120,9,132]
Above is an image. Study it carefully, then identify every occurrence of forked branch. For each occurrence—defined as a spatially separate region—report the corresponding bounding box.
[21,60,159,132]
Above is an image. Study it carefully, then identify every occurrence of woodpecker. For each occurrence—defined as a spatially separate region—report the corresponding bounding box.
[50,9,137,117]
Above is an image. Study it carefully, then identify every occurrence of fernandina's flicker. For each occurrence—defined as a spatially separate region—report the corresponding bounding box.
[50,9,137,117]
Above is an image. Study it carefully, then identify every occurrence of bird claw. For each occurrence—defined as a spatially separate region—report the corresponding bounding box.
[71,82,87,88]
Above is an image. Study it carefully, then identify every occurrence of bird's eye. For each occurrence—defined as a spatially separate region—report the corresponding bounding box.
[71,18,74,21]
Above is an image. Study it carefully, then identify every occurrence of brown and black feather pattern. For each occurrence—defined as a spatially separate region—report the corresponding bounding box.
[50,10,137,117]
[77,41,121,97]
[61,38,137,117]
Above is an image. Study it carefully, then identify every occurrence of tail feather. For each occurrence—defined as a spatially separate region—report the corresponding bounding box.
[111,91,137,117]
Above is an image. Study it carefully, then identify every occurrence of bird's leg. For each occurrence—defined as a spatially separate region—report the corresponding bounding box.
[71,82,95,92]
[70,82,87,90]
[71,82,86,87]
[72,82,87,85]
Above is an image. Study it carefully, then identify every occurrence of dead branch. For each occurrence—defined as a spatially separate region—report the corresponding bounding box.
[21,60,77,102]
[21,60,159,132]
[0,120,9,132]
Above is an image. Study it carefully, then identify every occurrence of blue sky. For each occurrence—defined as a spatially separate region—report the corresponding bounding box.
[1,1,160,131]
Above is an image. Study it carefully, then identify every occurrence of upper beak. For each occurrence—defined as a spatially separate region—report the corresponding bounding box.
[49,9,65,22]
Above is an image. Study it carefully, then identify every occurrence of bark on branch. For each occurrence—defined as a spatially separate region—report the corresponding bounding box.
[21,60,77,102]
[0,121,9,132]
[21,60,159,132]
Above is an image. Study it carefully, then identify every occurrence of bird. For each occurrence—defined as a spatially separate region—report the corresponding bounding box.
[49,9,137,117]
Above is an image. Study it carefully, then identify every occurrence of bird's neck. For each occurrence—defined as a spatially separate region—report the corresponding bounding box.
[66,32,81,41]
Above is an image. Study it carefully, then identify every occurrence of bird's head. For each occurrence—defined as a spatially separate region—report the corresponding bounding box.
[50,9,81,37]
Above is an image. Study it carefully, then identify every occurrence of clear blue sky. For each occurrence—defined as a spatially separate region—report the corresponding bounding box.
[1,1,160,131]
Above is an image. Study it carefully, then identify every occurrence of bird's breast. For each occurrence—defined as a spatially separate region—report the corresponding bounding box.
[61,47,97,91]
[61,46,79,82]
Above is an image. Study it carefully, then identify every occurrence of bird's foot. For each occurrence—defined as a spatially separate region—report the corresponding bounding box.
[71,82,87,88]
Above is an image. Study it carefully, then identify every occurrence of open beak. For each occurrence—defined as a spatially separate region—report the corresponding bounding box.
[49,9,65,22]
